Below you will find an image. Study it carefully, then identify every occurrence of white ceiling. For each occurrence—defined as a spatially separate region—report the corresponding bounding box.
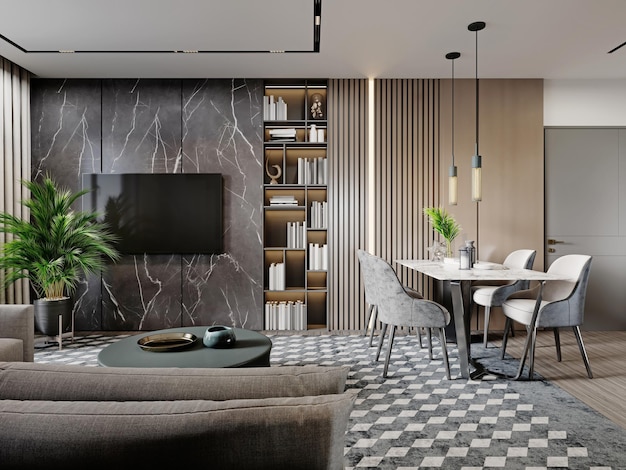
[1,0,626,79]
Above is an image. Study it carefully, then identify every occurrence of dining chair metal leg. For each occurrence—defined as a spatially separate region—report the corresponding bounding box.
[383,325,397,378]
[426,328,433,360]
[553,328,562,362]
[501,317,512,359]
[438,328,451,380]
[528,327,538,379]
[417,327,424,349]
[483,306,491,348]
[573,326,594,379]
[375,323,388,361]
[366,305,378,347]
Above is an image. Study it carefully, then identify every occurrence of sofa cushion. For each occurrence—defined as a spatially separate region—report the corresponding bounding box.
[0,390,358,470]
[0,339,22,362]
[0,362,350,401]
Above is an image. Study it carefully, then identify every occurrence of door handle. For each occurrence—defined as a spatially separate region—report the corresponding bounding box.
[548,248,556,253]
[547,239,565,245]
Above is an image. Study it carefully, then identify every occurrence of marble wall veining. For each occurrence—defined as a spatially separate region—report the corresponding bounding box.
[30,78,264,331]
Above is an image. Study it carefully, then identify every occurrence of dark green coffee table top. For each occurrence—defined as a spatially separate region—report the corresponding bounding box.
[97,327,272,368]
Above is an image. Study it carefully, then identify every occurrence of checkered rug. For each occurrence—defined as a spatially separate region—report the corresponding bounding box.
[34,333,625,469]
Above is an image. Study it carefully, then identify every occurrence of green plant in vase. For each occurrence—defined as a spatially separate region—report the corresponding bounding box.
[423,206,461,258]
[0,175,120,336]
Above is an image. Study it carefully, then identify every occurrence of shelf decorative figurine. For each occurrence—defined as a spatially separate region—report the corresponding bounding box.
[265,158,282,184]
[310,93,323,119]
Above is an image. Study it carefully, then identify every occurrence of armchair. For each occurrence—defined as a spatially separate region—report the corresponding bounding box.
[472,249,536,347]
[501,254,593,380]
[0,304,34,362]
[358,251,451,379]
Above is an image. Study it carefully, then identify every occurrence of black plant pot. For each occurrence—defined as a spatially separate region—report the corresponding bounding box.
[34,298,73,336]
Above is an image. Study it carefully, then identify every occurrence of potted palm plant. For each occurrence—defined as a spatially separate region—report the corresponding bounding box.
[423,206,461,259]
[0,175,119,336]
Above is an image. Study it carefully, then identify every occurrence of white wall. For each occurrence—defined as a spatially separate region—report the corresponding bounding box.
[544,79,626,126]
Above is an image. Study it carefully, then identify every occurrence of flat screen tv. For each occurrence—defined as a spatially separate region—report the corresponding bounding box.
[82,173,223,255]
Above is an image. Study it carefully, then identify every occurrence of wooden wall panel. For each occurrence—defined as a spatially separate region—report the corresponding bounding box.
[375,79,442,300]
[439,78,544,331]
[327,79,368,331]
[327,79,442,331]
[0,57,31,304]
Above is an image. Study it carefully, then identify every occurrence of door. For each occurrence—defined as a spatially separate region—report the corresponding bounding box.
[545,128,626,330]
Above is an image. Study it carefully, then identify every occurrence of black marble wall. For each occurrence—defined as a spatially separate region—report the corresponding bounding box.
[31,78,264,331]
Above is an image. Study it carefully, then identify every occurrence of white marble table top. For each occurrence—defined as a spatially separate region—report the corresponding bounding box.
[395,259,563,282]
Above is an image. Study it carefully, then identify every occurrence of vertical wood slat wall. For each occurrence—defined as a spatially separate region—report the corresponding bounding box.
[327,79,441,331]
[0,56,31,304]
[327,79,368,331]
[374,79,441,300]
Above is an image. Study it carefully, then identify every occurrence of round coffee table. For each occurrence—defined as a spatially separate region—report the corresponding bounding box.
[97,327,272,368]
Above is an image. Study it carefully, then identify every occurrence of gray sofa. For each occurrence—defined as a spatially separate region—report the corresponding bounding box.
[0,304,34,362]
[0,362,356,469]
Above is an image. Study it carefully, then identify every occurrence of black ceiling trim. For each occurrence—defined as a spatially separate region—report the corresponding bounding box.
[608,40,626,54]
[0,0,321,55]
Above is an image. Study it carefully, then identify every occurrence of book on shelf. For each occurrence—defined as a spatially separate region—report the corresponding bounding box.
[286,221,306,249]
[308,243,328,270]
[269,195,298,206]
[297,157,327,185]
[276,97,288,120]
[264,95,287,121]
[310,201,328,229]
[263,95,276,121]
[268,262,285,290]
[264,300,307,330]
[269,128,297,142]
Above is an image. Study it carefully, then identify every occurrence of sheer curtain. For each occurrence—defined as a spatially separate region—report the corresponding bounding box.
[0,56,31,304]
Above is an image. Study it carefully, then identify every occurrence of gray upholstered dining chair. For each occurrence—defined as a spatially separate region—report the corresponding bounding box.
[472,249,537,347]
[357,250,426,348]
[357,250,451,379]
[501,254,593,380]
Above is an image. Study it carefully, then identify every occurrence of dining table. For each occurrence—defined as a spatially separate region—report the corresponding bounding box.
[395,259,562,380]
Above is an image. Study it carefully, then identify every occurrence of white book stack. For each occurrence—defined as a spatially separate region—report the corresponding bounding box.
[268,262,285,290]
[286,221,306,249]
[310,201,328,229]
[308,243,328,271]
[269,128,297,142]
[276,97,288,120]
[263,95,277,121]
[297,157,327,185]
[264,301,307,330]
[269,195,298,206]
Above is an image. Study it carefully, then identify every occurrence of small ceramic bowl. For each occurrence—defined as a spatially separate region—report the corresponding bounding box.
[203,326,237,348]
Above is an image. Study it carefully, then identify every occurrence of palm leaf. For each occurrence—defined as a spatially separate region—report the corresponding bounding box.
[0,174,120,299]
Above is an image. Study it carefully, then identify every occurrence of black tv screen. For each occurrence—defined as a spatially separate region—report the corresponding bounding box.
[82,173,223,255]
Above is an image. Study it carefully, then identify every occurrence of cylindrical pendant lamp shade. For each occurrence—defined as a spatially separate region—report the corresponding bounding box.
[449,165,458,205]
[472,154,482,202]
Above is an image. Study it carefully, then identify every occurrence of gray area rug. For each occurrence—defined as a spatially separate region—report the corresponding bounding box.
[35,333,625,469]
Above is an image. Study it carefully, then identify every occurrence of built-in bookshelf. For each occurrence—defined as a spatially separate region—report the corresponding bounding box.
[263,80,328,331]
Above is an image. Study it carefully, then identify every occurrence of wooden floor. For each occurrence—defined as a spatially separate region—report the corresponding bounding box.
[494,329,626,431]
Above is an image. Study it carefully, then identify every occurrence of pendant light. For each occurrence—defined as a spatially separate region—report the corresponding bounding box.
[468,21,485,202]
[445,51,460,206]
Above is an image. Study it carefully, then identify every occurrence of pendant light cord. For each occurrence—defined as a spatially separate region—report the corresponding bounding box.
[451,58,455,165]
[475,28,479,155]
